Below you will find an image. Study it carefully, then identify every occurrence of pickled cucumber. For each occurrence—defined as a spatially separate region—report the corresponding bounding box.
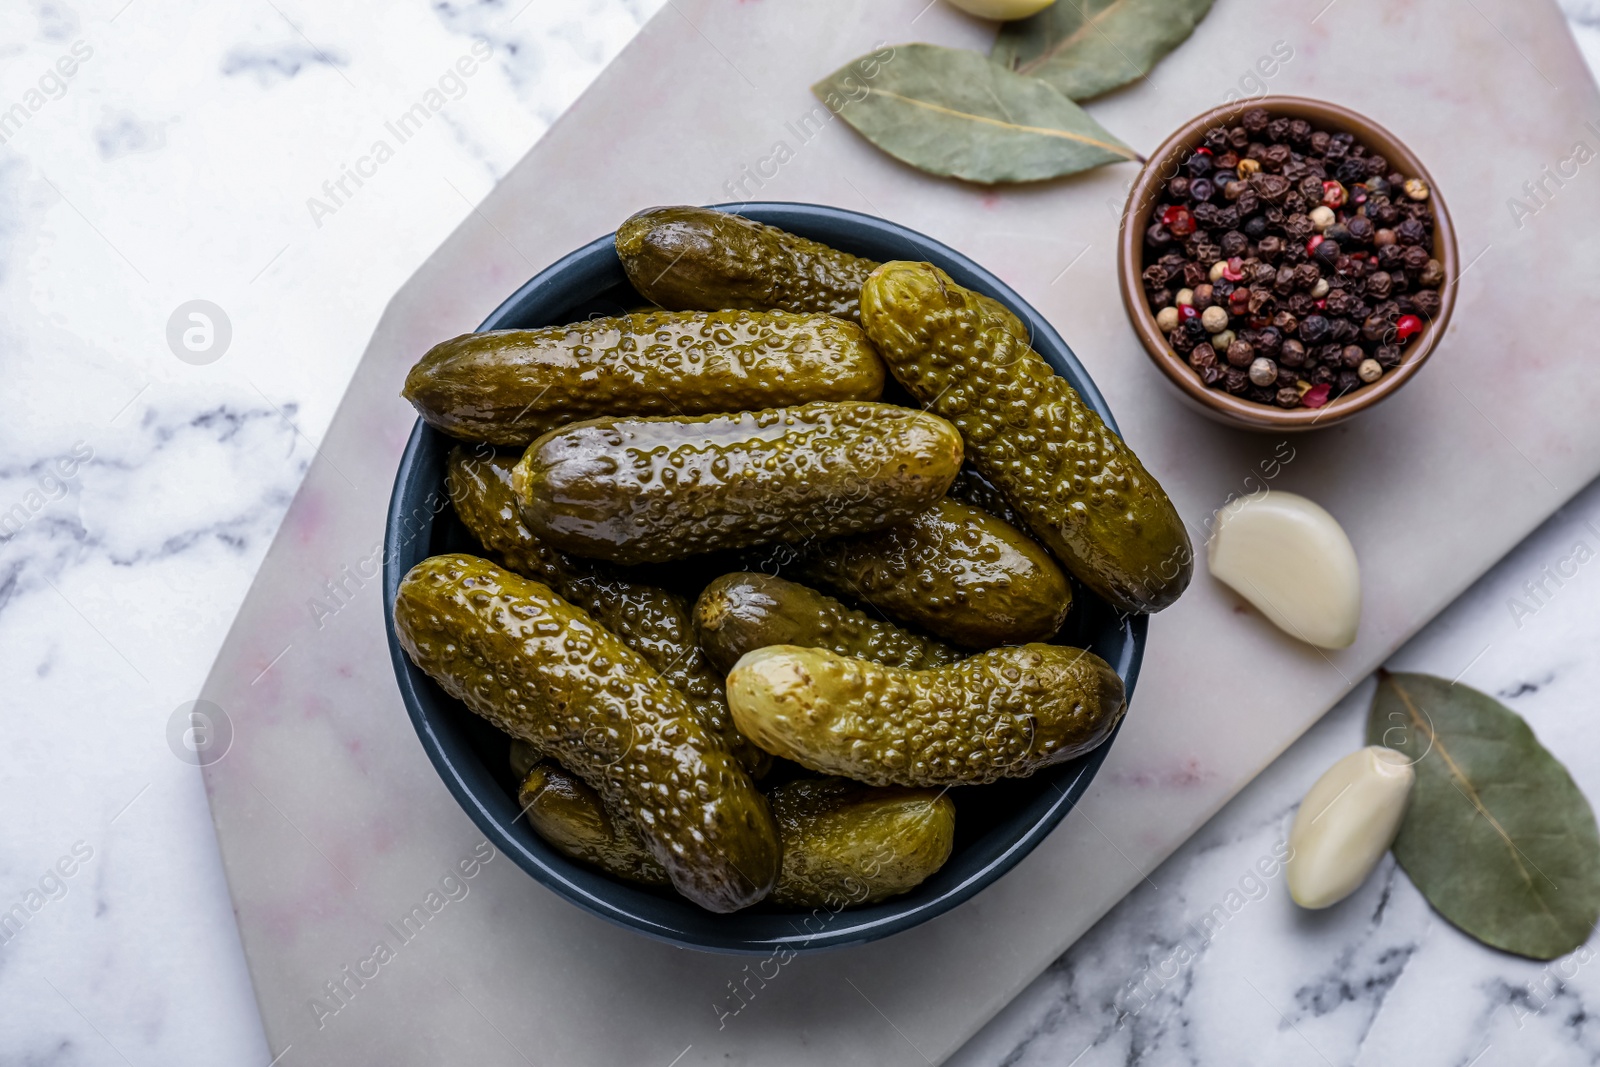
[509,738,541,779]
[513,401,963,564]
[860,261,1193,615]
[948,465,1025,529]
[518,762,669,886]
[403,309,886,446]
[517,763,953,907]
[615,206,1032,343]
[794,499,1071,648]
[448,447,768,776]
[768,777,955,908]
[727,643,1126,787]
[393,555,778,911]
[617,206,879,322]
[694,572,961,677]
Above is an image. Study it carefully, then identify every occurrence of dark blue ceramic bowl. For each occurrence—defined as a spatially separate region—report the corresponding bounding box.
[384,203,1146,954]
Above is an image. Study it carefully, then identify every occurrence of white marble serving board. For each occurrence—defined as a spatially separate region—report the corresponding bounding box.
[197,0,1600,1063]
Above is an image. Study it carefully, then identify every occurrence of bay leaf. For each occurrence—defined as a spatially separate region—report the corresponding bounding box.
[992,0,1215,102]
[811,44,1137,185]
[1366,670,1600,960]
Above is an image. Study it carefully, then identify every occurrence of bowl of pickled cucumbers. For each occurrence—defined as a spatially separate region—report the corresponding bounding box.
[384,203,1190,952]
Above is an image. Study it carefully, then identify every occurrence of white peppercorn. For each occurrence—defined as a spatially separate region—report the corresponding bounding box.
[1249,356,1278,386]
[1156,306,1180,332]
[1211,328,1236,351]
[1309,205,1336,232]
[1200,305,1229,333]
[1175,287,1195,307]
[1357,358,1383,383]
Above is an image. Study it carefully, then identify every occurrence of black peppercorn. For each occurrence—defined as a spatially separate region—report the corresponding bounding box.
[1252,173,1291,202]
[1183,317,1208,343]
[1276,367,1298,388]
[1401,244,1431,272]
[1142,264,1170,289]
[1224,367,1250,394]
[1275,385,1302,408]
[1263,143,1293,171]
[1283,193,1309,215]
[1226,338,1256,368]
[1189,178,1216,202]
[1204,127,1230,150]
[1365,154,1388,176]
[1189,344,1219,372]
[1300,314,1332,343]
[1364,176,1391,199]
[1375,344,1403,368]
[1186,151,1213,177]
[1335,158,1368,185]
[1159,252,1187,273]
[1365,272,1392,300]
[1309,130,1331,155]
[1324,222,1352,246]
[1167,176,1191,200]
[1192,283,1215,310]
[1312,238,1341,267]
[1287,119,1312,145]
[1279,339,1307,367]
[1310,364,1337,385]
[1146,223,1174,248]
[1224,179,1249,201]
[1228,125,1250,149]
[1395,217,1426,245]
[1151,288,1174,310]
[1287,292,1317,317]
[1330,319,1360,344]
[1266,117,1290,143]
[1255,326,1283,356]
[1247,286,1274,314]
[1285,214,1315,242]
[1220,230,1249,258]
[1335,369,1361,394]
[1420,259,1446,287]
[1377,243,1405,270]
[1340,344,1365,370]
[1242,107,1270,133]
[1274,264,1296,293]
[1242,214,1268,239]
[1235,190,1261,217]
[1183,261,1207,288]
[1413,289,1442,317]
[1346,215,1375,245]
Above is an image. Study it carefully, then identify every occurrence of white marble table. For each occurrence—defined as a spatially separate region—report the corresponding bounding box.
[4,2,1600,1064]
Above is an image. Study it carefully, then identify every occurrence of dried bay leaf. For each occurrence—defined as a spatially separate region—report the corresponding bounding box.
[1367,671,1600,960]
[812,44,1137,185]
[993,0,1215,102]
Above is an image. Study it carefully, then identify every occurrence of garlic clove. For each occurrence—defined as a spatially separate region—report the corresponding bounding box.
[1208,491,1361,650]
[1287,745,1415,909]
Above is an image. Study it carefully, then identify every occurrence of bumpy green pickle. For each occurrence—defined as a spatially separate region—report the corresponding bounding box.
[513,401,963,564]
[516,764,953,908]
[615,206,1032,341]
[860,261,1193,614]
[518,762,668,886]
[795,498,1071,648]
[393,555,778,912]
[727,643,1126,787]
[694,572,962,677]
[767,777,955,908]
[448,448,768,776]
[403,309,885,445]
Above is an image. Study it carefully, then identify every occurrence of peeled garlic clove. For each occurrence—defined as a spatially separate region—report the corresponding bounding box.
[943,0,1055,18]
[1208,491,1361,649]
[1287,745,1415,909]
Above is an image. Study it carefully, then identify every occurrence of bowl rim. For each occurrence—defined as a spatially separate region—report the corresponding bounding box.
[1117,94,1458,431]
[384,201,1147,953]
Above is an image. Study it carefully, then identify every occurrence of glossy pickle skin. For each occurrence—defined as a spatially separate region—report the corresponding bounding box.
[727,643,1127,788]
[513,401,963,564]
[859,261,1193,615]
[402,309,885,446]
[392,555,778,912]
[446,448,768,776]
[615,206,1033,344]
[767,777,955,908]
[616,206,879,322]
[516,764,954,908]
[693,572,962,677]
[518,762,668,886]
[795,499,1072,649]
[948,465,1026,528]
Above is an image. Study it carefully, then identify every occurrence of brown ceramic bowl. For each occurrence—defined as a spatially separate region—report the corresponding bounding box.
[1118,96,1457,432]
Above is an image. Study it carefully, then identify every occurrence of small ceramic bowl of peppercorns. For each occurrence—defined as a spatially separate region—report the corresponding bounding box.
[1118,96,1457,431]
